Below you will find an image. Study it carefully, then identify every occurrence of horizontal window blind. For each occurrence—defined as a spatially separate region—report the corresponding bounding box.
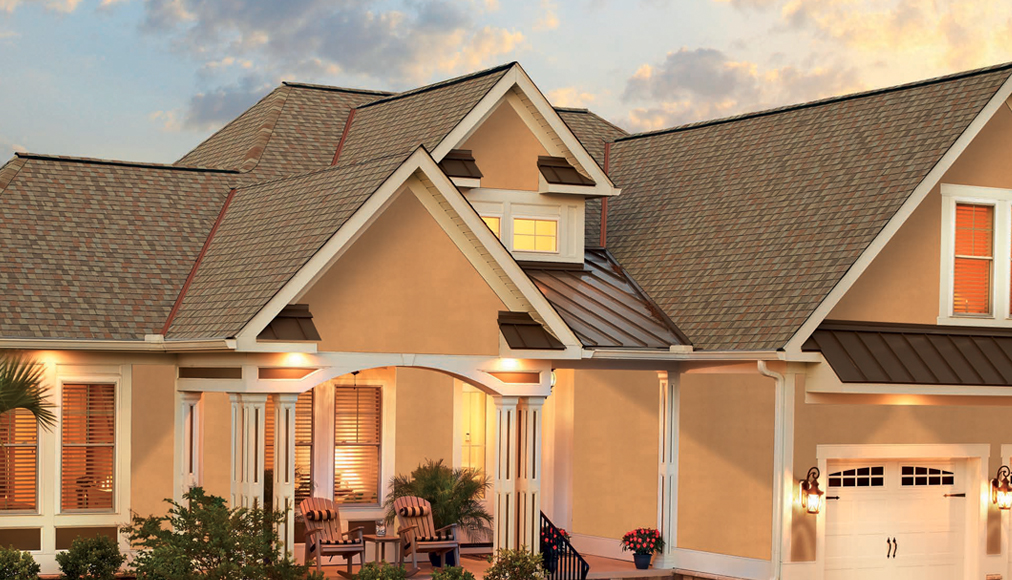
[0,409,38,511]
[334,386,381,505]
[953,203,993,315]
[62,384,115,511]
[294,390,313,512]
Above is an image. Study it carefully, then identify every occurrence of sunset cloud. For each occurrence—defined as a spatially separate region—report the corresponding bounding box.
[547,87,597,108]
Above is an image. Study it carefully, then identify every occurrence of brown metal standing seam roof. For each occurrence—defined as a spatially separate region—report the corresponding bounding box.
[524,249,688,349]
[803,321,1012,386]
[605,63,1012,352]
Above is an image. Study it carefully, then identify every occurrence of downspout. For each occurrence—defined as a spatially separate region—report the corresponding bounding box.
[758,360,786,580]
[600,142,610,247]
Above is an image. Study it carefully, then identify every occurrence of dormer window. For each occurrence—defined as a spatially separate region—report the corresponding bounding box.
[537,156,595,195]
[482,215,502,238]
[439,149,483,189]
[513,218,557,253]
[940,184,1012,325]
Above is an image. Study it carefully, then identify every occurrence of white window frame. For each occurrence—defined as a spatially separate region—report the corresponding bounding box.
[479,213,503,239]
[58,380,120,514]
[511,215,560,255]
[939,183,1012,326]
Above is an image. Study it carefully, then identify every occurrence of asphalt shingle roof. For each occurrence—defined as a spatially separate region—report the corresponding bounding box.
[0,154,238,340]
[605,64,1012,351]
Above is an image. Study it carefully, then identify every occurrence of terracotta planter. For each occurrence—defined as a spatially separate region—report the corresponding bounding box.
[633,553,652,569]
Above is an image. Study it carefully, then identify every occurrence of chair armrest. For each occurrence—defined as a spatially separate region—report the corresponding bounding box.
[343,526,365,539]
[434,523,458,539]
[397,525,418,537]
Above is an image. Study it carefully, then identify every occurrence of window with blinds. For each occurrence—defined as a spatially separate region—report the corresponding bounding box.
[953,203,994,315]
[294,390,313,510]
[334,386,381,505]
[62,384,115,511]
[0,409,38,511]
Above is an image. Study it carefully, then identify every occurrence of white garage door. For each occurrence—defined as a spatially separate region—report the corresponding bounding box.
[824,460,966,580]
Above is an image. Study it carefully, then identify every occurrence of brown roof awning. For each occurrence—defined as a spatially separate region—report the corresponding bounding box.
[258,304,322,341]
[802,320,1012,385]
[537,156,595,186]
[498,311,565,350]
[439,149,483,179]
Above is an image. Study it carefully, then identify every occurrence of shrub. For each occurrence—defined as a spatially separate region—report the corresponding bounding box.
[123,486,307,580]
[0,545,41,580]
[356,561,407,580]
[431,565,475,580]
[55,535,126,580]
[483,548,544,580]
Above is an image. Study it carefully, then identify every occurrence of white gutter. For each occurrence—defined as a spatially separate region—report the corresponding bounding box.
[0,337,237,352]
[758,360,786,580]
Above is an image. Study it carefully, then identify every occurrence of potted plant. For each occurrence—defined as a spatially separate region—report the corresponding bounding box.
[621,528,665,570]
[384,459,492,567]
[539,526,570,573]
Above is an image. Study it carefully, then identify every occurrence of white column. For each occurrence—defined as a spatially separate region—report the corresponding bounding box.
[494,396,519,551]
[655,371,679,569]
[230,393,268,508]
[274,393,299,552]
[517,396,544,553]
[176,392,202,502]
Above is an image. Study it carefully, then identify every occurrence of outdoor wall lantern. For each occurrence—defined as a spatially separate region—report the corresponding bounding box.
[992,466,1012,510]
[799,467,825,515]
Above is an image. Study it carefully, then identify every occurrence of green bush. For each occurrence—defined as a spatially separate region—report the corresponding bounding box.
[431,565,475,580]
[383,459,492,540]
[55,535,126,580]
[0,545,41,580]
[123,486,307,580]
[483,548,544,580]
[356,561,407,580]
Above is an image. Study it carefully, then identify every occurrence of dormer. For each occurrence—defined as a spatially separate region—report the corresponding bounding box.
[435,72,618,266]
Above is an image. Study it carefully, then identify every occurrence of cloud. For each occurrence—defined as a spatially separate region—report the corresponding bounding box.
[622,47,862,131]
[0,134,27,158]
[151,75,272,132]
[547,87,597,108]
[0,30,19,39]
[534,0,559,31]
[0,0,82,12]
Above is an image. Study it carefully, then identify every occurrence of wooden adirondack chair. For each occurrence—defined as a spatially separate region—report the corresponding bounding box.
[394,496,459,576]
[300,497,365,577]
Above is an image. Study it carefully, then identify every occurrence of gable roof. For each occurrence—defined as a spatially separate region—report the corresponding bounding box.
[0,153,238,340]
[605,63,1012,351]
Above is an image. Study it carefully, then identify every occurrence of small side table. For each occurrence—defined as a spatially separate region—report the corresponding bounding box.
[364,534,401,565]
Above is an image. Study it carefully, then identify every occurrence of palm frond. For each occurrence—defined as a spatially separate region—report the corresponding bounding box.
[383,459,493,539]
[0,351,56,431]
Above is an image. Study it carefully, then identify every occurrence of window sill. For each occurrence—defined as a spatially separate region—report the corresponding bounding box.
[937,315,1012,327]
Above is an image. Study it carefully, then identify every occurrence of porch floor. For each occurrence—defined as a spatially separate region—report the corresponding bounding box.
[312,554,675,580]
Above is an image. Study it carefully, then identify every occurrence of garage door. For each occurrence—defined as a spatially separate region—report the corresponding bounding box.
[824,460,966,580]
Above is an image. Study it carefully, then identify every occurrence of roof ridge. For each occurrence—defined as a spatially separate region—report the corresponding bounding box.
[281,81,394,96]
[616,60,1012,143]
[554,106,590,113]
[15,152,241,173]
[238,84,292,173]
[558,106,630,137]
[355,62,516,110]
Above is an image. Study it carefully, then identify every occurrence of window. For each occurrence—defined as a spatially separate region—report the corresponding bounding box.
[293,390,313,509]
[941,185,1012,324]
[62,384,115,511]
[333,386,381,505]
[0,409,38,511]
[953,203,993,315]
[901,466,954,486]
[481,216,501,239]
[513,218,557,253]
[828,466,884,488]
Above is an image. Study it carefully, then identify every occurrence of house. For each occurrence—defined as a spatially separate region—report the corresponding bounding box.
[3,59,1012,580]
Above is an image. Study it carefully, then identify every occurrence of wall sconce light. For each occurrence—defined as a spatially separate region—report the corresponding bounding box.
[992,466,1012,510]
[800,467,825,515]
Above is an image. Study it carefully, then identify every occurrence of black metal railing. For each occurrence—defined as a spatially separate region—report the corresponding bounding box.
[540,511,590,580]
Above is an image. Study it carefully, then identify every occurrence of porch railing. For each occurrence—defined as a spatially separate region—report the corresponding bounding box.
[540,511,590,580]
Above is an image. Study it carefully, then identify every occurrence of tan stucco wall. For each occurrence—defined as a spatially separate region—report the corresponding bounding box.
[677,373,775,560]
[393,367,455,477]
[791,365,1012,562]
[829,100,1012,323]
[302,189,505,356]
[202,391,232,500]
[461,101,549,191]
[130,365,176,518]
[571,369,658,539]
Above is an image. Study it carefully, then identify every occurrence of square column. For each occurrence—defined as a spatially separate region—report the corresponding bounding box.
[273,393,299,552]
[176,392,202,502]
[517,397,544,553]
[230,393,268,508]
[493,396,519,551]
[655,371,679,569]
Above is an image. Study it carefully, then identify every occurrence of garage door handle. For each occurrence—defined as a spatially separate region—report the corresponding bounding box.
[886,538,893,558]
[892,537,897,558]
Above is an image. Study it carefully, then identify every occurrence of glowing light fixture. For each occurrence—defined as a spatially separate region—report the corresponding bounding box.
[992,466,1012,510]
[800,467,825,515]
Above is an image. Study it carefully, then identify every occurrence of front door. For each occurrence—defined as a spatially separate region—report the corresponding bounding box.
[458,383,495,546]
[824,459,966,580]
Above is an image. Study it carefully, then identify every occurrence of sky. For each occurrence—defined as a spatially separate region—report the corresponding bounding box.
[1,0,1011,163]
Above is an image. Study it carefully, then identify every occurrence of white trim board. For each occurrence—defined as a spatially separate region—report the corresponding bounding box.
[784,73,1012,354]
[568,534,772,580]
